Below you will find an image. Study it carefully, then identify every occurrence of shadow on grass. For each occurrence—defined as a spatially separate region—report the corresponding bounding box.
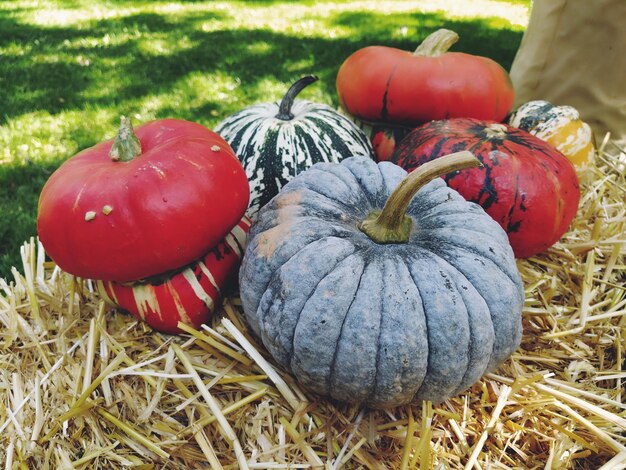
[0,11,229,122]
[0,9,523,123]
[0,161,59,277]
[0,7,523,277]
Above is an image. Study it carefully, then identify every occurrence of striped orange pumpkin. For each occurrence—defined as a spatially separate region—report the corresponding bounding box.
[508,100,595,170]
[97,217,251,334]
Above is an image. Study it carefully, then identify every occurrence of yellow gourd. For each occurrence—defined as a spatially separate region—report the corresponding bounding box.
[508,100,595,170]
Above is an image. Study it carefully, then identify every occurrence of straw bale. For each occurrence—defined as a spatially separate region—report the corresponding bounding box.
[1,139,625,469]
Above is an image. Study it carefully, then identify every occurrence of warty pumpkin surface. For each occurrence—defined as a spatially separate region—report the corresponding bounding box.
[37,118,249,282]
[239,153,524,408]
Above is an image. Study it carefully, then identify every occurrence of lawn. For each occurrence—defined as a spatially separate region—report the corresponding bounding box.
[0,0,530,279]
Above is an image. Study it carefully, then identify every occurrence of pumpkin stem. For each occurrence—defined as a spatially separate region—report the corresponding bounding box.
[109,116,142,162]
[276,75,318,121]
[413,29,459,56]
[359,151,481,244]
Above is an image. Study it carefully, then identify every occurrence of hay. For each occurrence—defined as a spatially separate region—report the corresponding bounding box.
[1,140,625,469]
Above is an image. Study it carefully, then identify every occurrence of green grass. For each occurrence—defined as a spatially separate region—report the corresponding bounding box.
[0,0,529,279]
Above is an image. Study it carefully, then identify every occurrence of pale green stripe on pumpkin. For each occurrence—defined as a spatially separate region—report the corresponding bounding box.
[197,262,220,291]
[215,99,372,216]
[131,282,161,321]
[223,233,242,258]
[164,281,192,325]
[230,225,249,253]
[95,280,116,306]
[181,269,215,310]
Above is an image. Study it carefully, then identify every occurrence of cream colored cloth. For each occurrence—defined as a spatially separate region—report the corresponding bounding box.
[510,0,626,144]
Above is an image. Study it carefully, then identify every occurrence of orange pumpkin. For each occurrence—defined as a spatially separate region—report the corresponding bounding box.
[336,29,514,126]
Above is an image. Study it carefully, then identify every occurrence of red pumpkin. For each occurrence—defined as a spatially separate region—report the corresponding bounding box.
[371,125,413,162]
[37,118,250,282]
[336,108,412,162]
[392,119,580,258]
[336,29,514,126]
[96,217,251,334]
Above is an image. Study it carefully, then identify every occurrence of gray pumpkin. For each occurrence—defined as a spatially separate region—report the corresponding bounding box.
[239,152,524,408]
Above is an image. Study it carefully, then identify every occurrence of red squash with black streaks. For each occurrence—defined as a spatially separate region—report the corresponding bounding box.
[371,125,413,162]
[37,118,250,282]
[392,119,580,258]
[336,29,514,126]
[96,217,251,334]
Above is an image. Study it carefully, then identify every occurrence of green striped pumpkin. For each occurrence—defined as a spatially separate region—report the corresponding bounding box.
[215,76,374,218]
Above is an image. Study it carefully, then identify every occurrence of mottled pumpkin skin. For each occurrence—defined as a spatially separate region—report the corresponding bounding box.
[240,157,524,408]
[216,100,373,218]
[392,119,580,258]
[508,100,595,169]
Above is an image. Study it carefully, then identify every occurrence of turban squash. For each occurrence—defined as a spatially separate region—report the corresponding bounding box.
[239,152,524,408]
[38,117,250,333]
[97,217,251,334]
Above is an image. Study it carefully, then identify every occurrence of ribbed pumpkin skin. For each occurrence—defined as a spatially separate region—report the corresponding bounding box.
[215,100,373,218]
[508,100,595,169]
[392,119,580,258]
[97,217,250,334]
[240,157,524,408]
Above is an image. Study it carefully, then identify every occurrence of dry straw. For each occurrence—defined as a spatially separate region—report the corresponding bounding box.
[1,139,625,469]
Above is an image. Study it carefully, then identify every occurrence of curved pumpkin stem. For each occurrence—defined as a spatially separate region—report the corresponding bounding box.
[413,29,459,57]
[359,151,481,244]
[276,75,318,121]
[109,116,142,162]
